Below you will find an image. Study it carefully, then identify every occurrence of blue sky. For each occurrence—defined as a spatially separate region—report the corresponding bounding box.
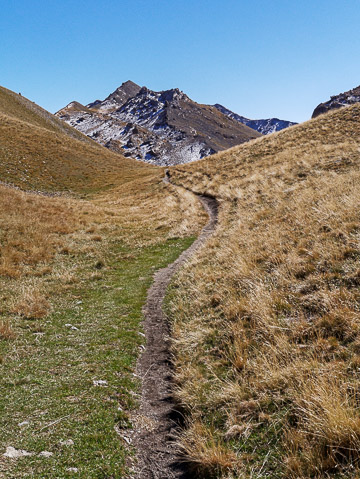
[1,0,360,122]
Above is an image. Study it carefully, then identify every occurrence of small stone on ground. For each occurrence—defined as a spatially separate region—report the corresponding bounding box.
[93,379,108,387]
[60,439,74,446]
[39,451,53,457]
[3,446,33,458]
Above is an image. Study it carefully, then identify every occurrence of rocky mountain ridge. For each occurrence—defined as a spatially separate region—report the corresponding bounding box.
[57,81,294,165]
[87,80,141,112]
[214,103,297,135]
[312,84,360,118]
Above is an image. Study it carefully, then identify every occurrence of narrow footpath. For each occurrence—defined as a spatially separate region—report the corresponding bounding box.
[131,183,218,479]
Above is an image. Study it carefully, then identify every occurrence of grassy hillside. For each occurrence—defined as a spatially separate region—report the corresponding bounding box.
[0,88,206,477]
[0,87,89,141]
[0,85,153,193]
[169,104,360,478]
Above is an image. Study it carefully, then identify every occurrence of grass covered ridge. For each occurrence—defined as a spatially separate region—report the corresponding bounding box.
[0,85,153,194]
[169,104,360,477]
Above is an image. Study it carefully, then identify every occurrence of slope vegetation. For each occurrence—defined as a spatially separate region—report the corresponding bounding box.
[0,85,151,193]
[169,104,360,478]
[0,87,206,478]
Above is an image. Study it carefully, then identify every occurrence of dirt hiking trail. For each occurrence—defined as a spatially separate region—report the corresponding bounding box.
[130,185,218,479]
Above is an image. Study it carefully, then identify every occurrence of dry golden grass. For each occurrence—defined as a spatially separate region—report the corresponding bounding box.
[0,170,205,324]
[11,282,51,319]
[0,321,15,340]
[179,421,240,478]
[168,104,360,477]
[0,184,94,278]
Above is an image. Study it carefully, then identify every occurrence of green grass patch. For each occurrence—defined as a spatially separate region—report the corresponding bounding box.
[0,236,195,478]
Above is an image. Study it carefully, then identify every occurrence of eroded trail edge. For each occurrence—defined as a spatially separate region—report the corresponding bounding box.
[131,191,218,479]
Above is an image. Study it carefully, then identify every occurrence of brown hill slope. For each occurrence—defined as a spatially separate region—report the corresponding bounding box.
[0,86,89,141]
[169,104,360,477]
[0,86,152,193]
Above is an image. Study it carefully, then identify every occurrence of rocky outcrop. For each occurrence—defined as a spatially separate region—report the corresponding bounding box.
[312,85,360,118]
[87,80,142,112]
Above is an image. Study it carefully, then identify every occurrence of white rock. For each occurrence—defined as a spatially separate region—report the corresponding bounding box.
[67,467,79,472]
[65,323,78,330]
[18,421,29,427]
[93,380,108,387]
[3,446,33,458]
[39,451,53,457]
[60,439,74,446]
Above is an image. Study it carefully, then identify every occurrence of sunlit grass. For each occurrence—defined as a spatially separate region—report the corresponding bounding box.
[169,104,360,477]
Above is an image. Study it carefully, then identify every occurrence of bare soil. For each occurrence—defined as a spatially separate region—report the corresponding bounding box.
[130,191,218,478]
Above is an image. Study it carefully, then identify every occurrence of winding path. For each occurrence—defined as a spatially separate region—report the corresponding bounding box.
[131,186,218,479]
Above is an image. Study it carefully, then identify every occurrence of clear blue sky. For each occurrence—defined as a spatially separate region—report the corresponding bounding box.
[1,0,360,123]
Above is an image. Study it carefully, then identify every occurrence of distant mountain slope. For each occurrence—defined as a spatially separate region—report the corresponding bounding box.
[0,85,150,192]
[56,82,261,166]
[214,103,297,134]
[312,84,360,118]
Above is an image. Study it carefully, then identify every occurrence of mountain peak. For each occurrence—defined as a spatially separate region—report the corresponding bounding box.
[114,80,141,96]
[87,80,141,112]
[58,82,262,165]
[120,80,140,88]
[159,88,188,103]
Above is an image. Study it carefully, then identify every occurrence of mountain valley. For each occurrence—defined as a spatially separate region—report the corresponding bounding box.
[2,82,360,478]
